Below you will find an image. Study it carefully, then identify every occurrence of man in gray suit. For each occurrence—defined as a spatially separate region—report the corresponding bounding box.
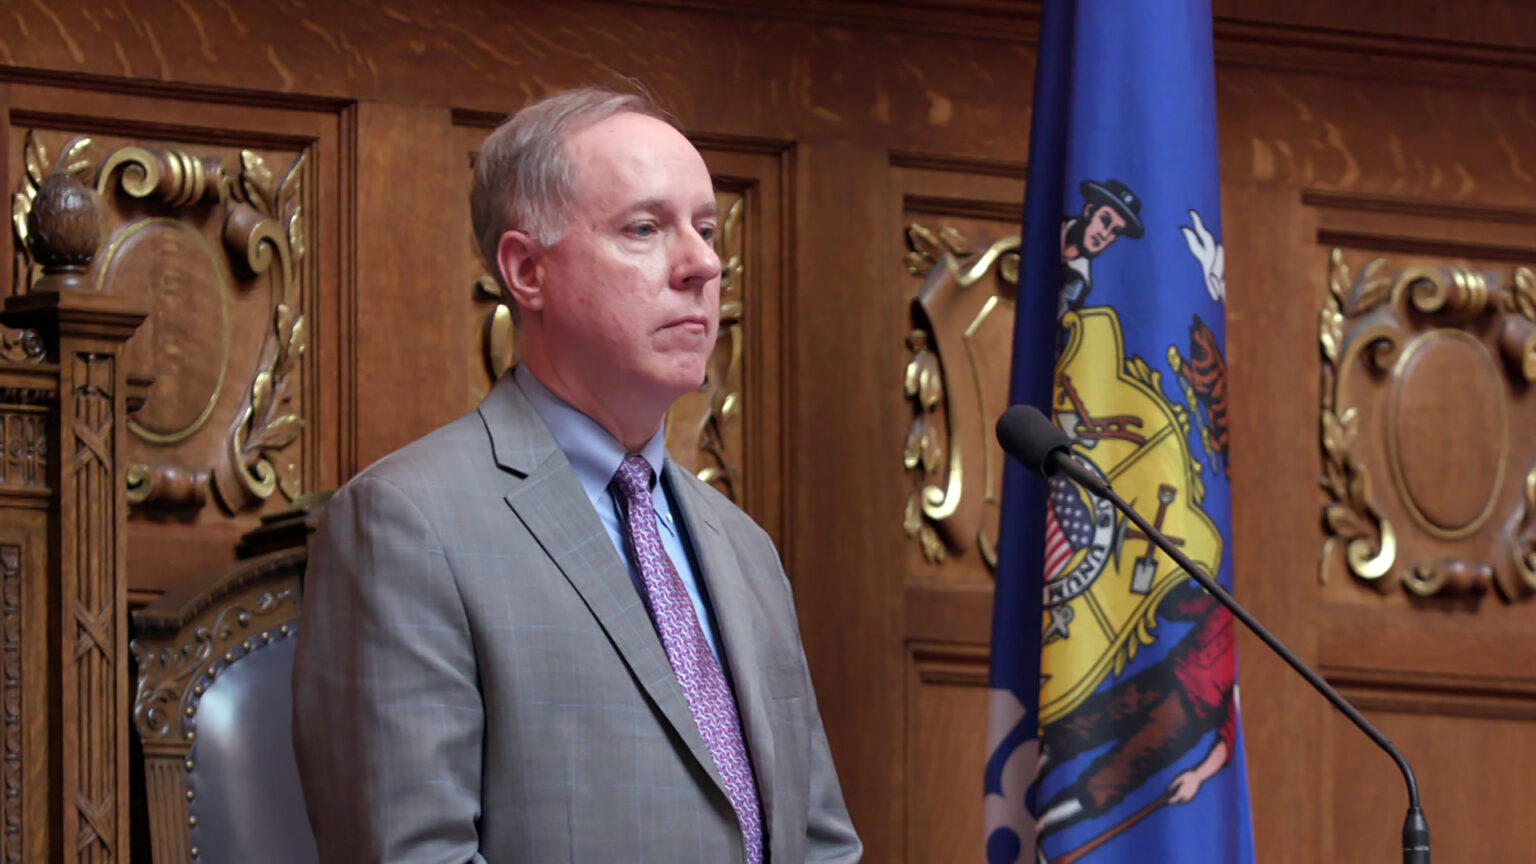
[291,88,862,863]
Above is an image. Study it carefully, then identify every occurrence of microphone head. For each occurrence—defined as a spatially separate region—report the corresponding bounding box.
[995,405,1072,478]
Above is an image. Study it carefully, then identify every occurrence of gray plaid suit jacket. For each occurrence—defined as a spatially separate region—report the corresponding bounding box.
[292,372,862,863]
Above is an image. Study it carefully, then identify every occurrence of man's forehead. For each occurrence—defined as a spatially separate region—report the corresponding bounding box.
[569,113,702,168]
[566,114,713,202]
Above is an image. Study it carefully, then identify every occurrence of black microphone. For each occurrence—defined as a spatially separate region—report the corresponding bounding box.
[996,404,1430,864]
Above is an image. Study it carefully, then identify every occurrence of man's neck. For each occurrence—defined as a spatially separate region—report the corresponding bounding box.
[518,353,665,453]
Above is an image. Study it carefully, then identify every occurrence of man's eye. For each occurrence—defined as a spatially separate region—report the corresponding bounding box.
[698,225,717,243]
[628,223,658,237]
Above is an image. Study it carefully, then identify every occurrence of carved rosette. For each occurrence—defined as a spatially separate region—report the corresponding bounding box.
[0,405,48,490]
[902,224,1019,571]
[12,132,309,515]
[1320,249,1536,601]
[0,327,45,365]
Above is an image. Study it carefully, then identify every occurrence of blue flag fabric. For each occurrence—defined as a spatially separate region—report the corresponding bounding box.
[985,2,1256,862]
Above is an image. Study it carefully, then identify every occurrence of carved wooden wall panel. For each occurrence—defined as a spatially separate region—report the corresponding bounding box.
[4,81,350,603]
[1212,59,1536,855]
[1295,192,1536,862]
[892,153,1022,864]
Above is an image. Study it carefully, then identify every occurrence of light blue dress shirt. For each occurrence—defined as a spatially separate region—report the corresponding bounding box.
[514,365,724,661]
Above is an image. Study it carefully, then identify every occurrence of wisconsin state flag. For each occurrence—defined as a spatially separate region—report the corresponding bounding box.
[984,2,1257,862]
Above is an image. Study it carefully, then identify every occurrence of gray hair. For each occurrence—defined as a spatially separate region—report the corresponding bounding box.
[470,87,666,292]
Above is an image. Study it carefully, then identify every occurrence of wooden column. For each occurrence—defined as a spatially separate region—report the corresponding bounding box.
[4,170,145,864]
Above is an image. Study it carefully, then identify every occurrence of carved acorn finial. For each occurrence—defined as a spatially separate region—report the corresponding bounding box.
[25,171,105,291]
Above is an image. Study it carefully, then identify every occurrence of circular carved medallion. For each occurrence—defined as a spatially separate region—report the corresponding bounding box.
[97,218,231,443]
[1388,329,1507,539]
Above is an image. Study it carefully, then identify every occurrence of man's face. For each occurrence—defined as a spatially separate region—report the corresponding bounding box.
[536,113,721,408]
[1081,203,1128,256]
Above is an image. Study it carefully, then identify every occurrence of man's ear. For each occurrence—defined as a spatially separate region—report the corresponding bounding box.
[497,230,545,313]
[1082,202,1096,219]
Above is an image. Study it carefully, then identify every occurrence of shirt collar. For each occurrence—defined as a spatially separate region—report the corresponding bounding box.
[513,365,668,502]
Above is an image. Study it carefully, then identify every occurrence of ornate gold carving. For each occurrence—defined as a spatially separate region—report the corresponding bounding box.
[1321,249,1536,602]
[13,134,309,516]
[1320,253,1400,588]
[688,194,745,499]
[1507,467,1536,595]
[2,544,20,864]
[213,299,306,512]
[97,146,224,208]
[1404,559,1493,597]
[126,463,210,509]
[902,224,1020,570]
[212,151,307,512]
[11,133,94,295]
[476,274,516,380]
[904,329,947,564]
[17,135,104,295]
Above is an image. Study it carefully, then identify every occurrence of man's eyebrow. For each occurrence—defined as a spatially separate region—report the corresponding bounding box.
[621,198,719,218]
[624,197,669,215]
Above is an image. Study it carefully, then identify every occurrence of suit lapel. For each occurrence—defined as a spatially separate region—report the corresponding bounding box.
[666,463,781,851]
[480,374,729,800]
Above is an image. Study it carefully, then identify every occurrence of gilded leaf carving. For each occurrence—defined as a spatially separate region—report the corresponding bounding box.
[902,223,1019,573]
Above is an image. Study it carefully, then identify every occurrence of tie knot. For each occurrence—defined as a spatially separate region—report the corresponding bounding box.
[613,454,655,504]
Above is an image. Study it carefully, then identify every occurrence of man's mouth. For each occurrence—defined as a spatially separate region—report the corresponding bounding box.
[663,315,710,334]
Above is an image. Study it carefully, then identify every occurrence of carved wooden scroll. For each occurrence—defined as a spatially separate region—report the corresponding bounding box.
[1320,249,1536,602]
[902,224,1019,570]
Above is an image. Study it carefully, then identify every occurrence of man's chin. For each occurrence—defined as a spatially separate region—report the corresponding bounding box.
[639,363,710,404]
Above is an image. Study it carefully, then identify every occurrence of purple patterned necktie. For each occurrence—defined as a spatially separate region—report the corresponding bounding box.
[613,455,764,864]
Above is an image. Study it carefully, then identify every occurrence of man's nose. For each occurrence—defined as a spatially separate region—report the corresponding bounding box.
[672,227,722,290]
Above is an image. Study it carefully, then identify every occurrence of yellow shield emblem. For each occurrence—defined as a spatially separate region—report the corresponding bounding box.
[1039,306,1223,725]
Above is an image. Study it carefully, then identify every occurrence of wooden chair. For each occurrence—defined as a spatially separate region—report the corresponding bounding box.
[131,498,327,863]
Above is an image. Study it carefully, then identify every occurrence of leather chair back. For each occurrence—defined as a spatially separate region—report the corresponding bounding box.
[133,503,323,864]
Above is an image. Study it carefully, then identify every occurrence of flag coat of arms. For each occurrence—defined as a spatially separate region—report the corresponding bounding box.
[985,2,1257,862]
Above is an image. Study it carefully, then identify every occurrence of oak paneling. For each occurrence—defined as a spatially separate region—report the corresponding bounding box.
[906,643,990,864]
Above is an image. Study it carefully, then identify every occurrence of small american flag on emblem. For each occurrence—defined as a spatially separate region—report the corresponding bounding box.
[1044,475,1094,578]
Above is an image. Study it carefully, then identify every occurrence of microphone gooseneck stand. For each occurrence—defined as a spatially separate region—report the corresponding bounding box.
[996,405,1429,863]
